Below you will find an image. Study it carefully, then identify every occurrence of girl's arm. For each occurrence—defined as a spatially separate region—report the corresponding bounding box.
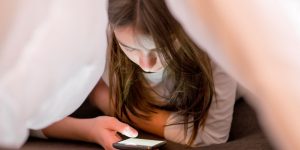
[126,107,171,137]
[42,117,96,143]
[41,116,138,150]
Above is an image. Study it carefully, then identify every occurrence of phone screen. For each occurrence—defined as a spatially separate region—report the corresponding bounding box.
[119,138,163,146]
[113,138,166,150]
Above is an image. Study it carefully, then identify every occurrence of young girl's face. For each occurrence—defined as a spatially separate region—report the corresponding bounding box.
[114,26,165,73]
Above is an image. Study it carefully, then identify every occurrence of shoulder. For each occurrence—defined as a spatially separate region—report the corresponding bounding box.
[211,60,237,91]
[210,60,237,106]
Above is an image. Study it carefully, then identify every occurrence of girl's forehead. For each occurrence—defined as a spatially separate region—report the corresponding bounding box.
[114,26,157,51]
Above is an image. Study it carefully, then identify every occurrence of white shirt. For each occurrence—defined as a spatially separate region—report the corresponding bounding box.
[102,61,237,147]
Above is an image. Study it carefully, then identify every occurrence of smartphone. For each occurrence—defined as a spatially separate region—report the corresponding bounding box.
[112,138,167,150]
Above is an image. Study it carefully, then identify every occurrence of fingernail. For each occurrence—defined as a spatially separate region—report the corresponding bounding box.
[122,126,138,137]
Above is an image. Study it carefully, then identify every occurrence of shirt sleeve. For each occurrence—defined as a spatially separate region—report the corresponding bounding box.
[30,130,48,139]
[164,62,237,147]
[101,50,110,86]
[101,63,109,86]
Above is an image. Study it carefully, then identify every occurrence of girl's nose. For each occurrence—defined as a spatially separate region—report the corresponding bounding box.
[139,52,157,70]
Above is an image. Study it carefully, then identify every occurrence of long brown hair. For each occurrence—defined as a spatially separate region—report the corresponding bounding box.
[107,0,215,145]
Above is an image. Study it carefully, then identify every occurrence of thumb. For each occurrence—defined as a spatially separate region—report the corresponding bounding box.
[111,119,138,138]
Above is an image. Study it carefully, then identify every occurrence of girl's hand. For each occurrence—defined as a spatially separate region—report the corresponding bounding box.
[90,116,138,150]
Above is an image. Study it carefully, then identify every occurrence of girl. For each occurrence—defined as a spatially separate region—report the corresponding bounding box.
[90,0,237,147]
[41,0,236,149]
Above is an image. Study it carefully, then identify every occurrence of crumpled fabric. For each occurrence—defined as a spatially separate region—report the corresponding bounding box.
[0,0,107,148]
[166,1,300,149]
